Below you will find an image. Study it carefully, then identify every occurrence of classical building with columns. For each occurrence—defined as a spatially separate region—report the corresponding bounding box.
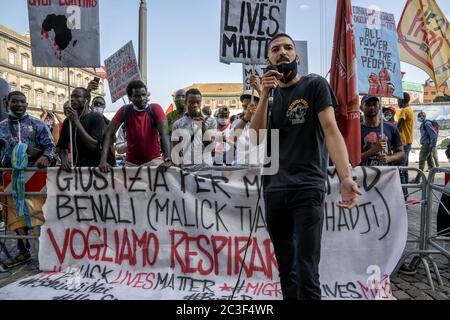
[183,83,244,115]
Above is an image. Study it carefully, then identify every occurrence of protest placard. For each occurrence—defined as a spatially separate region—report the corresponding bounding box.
[105,41,141,103]
[220,0,287,64]
[27,0,100,67]
[353,6,403,98]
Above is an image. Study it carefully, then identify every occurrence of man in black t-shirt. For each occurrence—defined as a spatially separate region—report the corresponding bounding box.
[57,87,113,170]
[250,33,361,300]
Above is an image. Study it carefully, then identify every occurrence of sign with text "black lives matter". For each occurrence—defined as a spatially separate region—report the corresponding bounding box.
[220,0,287,65]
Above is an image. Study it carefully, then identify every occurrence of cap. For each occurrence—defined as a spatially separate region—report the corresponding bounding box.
[383,106,396,114]
[218,106,230,115]
[240,89,260,103]
[361,95,380,105]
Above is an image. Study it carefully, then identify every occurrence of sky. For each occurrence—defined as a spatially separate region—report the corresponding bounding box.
[1,0,449,112]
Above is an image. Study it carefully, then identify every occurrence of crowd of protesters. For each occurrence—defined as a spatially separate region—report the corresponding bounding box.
[0,69,446,276]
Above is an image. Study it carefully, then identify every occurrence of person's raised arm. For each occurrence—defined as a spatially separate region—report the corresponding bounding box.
[249,69,281,145]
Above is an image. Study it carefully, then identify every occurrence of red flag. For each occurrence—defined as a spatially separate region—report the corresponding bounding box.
[330,0,361,167]
[165,103,174,115]
[92,67,107,79]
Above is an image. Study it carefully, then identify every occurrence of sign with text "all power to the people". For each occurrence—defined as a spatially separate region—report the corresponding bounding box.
[27,0,100,67]
[352,6,403,98]
[0,167,406,300]
[220,0,287,64]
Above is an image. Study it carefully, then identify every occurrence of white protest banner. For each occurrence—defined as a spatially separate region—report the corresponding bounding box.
[220,0,287,64]
[27,0,100,67]
[242,41,308,91]
[352,6,403,98]
[105,41,141,103]
[0,167,406,300]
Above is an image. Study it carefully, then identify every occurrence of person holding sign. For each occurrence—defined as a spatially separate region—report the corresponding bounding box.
[250,33,361,300]
[99,81,172,173]
[360,96,404,167]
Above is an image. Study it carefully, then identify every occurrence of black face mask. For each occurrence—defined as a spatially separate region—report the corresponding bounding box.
[277,58,298,83]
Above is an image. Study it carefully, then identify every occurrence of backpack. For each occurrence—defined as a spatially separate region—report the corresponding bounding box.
[431,120,440,133]
[122,104,157,135]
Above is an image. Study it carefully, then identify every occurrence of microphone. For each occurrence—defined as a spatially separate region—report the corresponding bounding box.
[264,64,279,100]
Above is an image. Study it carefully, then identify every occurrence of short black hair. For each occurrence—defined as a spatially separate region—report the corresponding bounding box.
[127,80,147,97]
[185,88,202,100]
[403,92,411,105]
[92,96,106,103]
[268,33,295,48]
[7,91,26,101]
[73,87,91,102]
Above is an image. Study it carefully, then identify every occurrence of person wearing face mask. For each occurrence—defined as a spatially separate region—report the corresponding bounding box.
[413,112,438,183]
[91,96,107,116]
[250,33,361,300]
[57,87,114,171]
[99,81,172,173]
[214,106,232,165]
[383,106,397,124]
[167,89,187,136]
[90,96,117,166]
[0,91,56,268]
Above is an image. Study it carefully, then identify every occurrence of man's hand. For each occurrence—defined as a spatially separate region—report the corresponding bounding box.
[261,70,283,96]
[157,160,173,173]
[87,80,99,92]
[337,177,361,209]
[99,161,112,173]
[379,154,390,165]
[249,74,262,96]
[65,106,79,123]
[368,140,384,157]
[243,104,257,122]
[35,156,50,169]
[61,159,72,173]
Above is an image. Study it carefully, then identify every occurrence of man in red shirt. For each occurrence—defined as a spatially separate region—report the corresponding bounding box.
[99,80,172,172]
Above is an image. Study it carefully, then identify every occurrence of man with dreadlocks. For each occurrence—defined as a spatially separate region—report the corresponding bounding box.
[57,87,114,171]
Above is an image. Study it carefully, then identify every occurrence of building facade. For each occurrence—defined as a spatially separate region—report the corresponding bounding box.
[423,78,450,103]
[0,24,105,117]
[183,83,244,115]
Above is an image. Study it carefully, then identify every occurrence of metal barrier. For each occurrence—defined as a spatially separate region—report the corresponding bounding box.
[426,167,450,261]
[393,167,445,290]
[0,168,45,267]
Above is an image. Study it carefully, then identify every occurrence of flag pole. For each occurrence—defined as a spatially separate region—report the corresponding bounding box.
[67,67,74,168]
[379,96,385,166]
[251,64,255,105]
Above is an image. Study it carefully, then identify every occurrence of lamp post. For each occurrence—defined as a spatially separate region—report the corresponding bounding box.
[139,0,148,85]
